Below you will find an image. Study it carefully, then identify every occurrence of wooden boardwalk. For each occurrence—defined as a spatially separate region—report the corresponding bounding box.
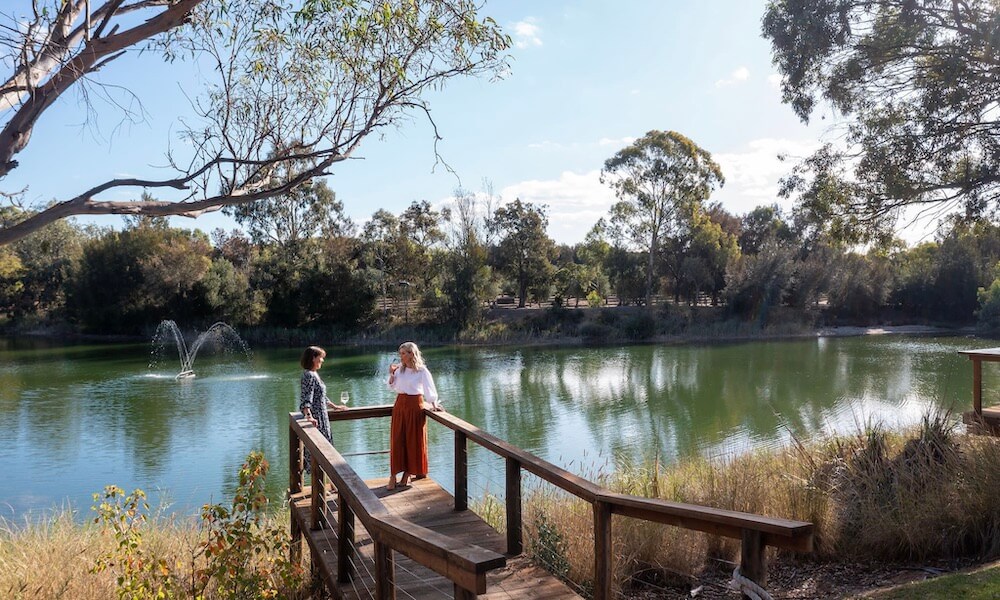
[291,476,580,599]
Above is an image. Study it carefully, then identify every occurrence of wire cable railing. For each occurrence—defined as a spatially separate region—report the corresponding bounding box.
[290,405,814,599]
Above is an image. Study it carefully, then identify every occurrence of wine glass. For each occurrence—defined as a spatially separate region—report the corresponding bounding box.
[340,391,350,405]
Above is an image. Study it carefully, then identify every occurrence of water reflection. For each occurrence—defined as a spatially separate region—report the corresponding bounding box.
[0,335,984,518]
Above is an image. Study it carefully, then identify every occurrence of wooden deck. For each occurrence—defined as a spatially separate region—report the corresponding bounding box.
[291,476,580,599]
[959,348,1000,434]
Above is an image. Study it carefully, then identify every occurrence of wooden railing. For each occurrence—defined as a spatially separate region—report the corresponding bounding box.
[291,405,814,600]
[288,406,505,599]
[426,409,813,599]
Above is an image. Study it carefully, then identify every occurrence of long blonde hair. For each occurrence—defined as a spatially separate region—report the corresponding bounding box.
[399,341,426,371]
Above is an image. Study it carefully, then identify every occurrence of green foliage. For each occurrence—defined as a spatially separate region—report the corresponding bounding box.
[196,452,303,599]
[586,290,602,308]
[579,321,614,343]
[226,176,353,247]
[529,512,570,579]
[0,207,86,321]
[91,487,178,600]
[0,243,24,317]
[826,252,892,321]
[621,311,656,341]
[723,244,794,324]
[602,130,725,306]
[976,271,1000,333]
[488,199,556,308]
[91,453,304,600]
[763,0,1000,241]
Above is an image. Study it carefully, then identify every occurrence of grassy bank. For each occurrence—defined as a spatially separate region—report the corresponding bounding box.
[497,414,1000,596]
[863,562,1000,599]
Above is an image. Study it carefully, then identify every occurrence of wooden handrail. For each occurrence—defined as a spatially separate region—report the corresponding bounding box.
[425,409,603,502]
[290,412,505,596]
[321,403,814,600]
[423,407,813,600]
[425,410,812,550]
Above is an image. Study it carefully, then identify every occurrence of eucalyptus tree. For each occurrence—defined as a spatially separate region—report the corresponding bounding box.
[0,0,509,245]
[602,130,724,307]
[764,0,1000,242]
[400,199,447,295]
[0,207,86,319]
[361,209,403,312]
[441,187,493,328]
[226,176,353,247]
[487,198,555,308]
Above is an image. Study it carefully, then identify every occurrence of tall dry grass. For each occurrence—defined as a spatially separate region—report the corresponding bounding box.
[511,413,1000,594]
[0,507,302,600]
[0,510,198,599]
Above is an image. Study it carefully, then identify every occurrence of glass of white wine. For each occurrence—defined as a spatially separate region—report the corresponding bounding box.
[340,391,350,405]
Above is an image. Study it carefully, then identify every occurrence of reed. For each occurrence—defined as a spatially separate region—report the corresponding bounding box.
[511,412,1000,593]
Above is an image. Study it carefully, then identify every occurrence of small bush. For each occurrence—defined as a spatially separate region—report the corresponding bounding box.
[596,308,620,326]
[622,312,656,341]
[580,322,615,343]
[91,452,305,600]
[586,291,603,308]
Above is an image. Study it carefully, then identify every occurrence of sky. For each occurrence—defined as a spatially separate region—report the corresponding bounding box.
[4,1,871,246]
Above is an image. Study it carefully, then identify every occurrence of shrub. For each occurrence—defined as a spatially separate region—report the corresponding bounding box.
[91,452,305,600]
[622,312,656,341]
[580,322,615,343]
[586,290,602,308]
[91,487,178,600]
[977,277,1000,332]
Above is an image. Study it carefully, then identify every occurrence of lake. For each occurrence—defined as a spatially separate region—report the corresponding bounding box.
[0,334,991,519]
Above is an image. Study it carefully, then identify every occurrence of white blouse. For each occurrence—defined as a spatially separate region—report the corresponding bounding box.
[387,367,439,404]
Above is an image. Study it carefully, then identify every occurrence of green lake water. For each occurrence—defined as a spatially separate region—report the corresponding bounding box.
[0,334,992,519]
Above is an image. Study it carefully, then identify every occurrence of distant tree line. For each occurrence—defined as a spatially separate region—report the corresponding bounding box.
[3,170,1000,337]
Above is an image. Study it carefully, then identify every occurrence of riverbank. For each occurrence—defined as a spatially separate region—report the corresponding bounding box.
[1,303,981,350]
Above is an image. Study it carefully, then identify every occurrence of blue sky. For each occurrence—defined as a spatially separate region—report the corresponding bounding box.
[5,1,847,245]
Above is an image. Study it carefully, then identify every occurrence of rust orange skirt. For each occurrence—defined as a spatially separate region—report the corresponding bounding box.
[390,393,428,476]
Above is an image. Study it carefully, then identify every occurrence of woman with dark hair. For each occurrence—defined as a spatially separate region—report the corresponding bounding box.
[386,341,441,490]
[299,346,346,443]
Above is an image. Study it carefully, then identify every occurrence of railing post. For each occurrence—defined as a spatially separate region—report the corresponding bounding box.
[740,529,767,600]
[374,540,396,600]
[311,454,325,530]
[288,419,302,565]
[338,500,355,583]
[974,358,983,414]
[505,457,522,555]
[593,500,612,600]
[455,430,468,511]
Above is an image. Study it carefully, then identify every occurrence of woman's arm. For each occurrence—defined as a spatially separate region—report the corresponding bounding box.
[423,369,442,410]
[299,372,317,423]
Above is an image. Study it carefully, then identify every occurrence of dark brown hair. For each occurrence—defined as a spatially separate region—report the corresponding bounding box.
[300,346,326,370]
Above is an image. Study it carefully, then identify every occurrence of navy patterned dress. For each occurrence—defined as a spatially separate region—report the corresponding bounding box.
[300,369,331,440]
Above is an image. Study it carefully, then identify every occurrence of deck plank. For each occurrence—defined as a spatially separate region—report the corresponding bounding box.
[291,477,580,599]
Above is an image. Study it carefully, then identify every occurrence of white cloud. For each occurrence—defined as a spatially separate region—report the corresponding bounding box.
[767,73,782,88]
[500,170,614,244]
[526,136,635,152]
[512,18,542,49]
[715,66,750,88]
[711,137,821,215]
[598,136,635,147]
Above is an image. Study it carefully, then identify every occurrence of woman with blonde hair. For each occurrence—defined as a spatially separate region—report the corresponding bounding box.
[386,341,441,490]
